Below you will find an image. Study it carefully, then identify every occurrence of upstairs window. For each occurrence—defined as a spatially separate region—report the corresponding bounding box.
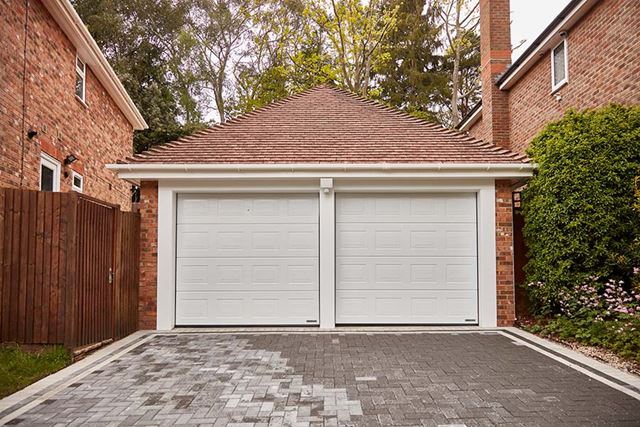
[75,56,86,102]
[551,38,568,91]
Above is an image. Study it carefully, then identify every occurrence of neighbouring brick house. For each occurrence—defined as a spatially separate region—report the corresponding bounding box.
[0,0,147,208]
[460,0,640,154]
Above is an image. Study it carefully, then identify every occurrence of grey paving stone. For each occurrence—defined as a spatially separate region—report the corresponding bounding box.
[10,333,640,426]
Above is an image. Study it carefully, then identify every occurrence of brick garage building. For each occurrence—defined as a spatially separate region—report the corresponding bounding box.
[110,85,532,330]
[0,0,147,208]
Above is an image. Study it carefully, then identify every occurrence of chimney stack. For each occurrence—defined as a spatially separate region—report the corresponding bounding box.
[479,0,511,149]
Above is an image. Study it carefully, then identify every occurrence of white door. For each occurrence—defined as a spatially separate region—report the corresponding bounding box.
[175,194,319,325]
[336,193,478,324]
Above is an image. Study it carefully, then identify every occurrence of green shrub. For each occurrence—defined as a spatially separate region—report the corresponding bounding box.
[522,105,640,314]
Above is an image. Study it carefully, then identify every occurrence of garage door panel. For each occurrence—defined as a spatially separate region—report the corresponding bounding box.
[175,291,319,325]
[337,193,476,223]
[335,223,476,257]
[337,257,476,290]
[336,290,477,324]
[176,193,319,326]
[177,224,319,258]
[178,194,318,224]
[177,258,319,292]
[336,193,478,325]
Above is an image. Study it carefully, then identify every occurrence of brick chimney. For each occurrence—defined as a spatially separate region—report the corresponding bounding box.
[479,0,511,149]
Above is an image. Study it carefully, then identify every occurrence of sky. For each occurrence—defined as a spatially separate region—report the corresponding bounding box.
[510,0,572,59]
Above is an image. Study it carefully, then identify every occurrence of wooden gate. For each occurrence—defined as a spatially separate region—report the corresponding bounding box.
[0,189,139,349]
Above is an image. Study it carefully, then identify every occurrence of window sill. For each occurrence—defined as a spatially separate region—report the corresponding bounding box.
[551,80,568,95]
[75,95,89,109]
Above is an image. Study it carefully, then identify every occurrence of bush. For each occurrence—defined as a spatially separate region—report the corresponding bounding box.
[522,105,640,314]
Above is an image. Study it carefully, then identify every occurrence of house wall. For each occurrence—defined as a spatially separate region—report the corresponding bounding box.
[468,0,640,155]
[0,0,134,208]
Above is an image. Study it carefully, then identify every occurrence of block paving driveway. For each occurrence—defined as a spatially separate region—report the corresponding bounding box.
[10,332,640,426]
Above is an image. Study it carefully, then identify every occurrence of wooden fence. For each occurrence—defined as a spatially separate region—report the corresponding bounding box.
[0,189,139,350]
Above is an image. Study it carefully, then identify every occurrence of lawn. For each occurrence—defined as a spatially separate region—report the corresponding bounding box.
[0,344,71,398]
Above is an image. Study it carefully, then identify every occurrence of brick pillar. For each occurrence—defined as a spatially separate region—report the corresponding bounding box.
[495,180,515,325]
[479,0,511,149]
[138,180,158,329]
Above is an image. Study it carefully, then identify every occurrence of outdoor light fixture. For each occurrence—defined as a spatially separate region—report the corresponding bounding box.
[63,154,78,165]
[27,128,38,139]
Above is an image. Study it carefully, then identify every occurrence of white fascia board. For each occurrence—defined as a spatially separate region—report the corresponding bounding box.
[107,162,534,180]
[43,1,148,130]
[498,0,599,90]
[458,107,482,131]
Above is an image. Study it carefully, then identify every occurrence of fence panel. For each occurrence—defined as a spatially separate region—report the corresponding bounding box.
[0,189,139,349]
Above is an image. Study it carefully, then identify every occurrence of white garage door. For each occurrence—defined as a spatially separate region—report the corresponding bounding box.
[175,194,319,325]
[336,193,478,324]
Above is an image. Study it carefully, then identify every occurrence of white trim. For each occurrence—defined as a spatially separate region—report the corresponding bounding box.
[75,55,86,103]
[108,163,534,181]
[71,170,83,193]
[155,178,499,330]
[39,153,61,192]
[458,106,482,132]
[41,1,147,129]
[499,0,599,90]
[551,38,569,93]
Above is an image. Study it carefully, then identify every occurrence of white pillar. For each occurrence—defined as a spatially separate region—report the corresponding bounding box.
[157,183,176,330]
[319,179,336,328]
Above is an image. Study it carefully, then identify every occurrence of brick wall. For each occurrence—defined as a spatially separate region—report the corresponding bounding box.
[138,181,158,330]
[0,0,134,208]
[495,180,515,326]
[469,0,640,155]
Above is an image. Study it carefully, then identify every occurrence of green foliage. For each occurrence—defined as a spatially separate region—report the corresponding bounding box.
[525,316,640,363]
[0,345,71,398]
[522,105,640,314]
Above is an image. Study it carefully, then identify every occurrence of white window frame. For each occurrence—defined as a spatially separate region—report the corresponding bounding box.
[71,170,84,193]
[551,38,569,92]
[40,153,61,192]
[75,56,86,103]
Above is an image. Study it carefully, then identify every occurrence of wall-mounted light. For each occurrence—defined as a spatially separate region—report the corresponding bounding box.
[320,178,333,194]
[63,154,78,165]
[27,128,38,139]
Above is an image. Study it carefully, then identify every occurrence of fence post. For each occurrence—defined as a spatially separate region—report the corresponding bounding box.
[63,192,79,350]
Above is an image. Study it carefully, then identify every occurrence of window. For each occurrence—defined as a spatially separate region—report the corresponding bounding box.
[75,56,86,102]
[551,38,568,91]
[71,171,83,193]
[40,153,60,192]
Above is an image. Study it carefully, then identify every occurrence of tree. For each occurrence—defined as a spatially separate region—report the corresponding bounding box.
[306,0,398,96]
[375,0,445,121]
[73,0,204,152]
[435,0,480,127]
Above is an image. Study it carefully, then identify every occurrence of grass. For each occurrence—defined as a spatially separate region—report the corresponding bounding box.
[0,344,71,398]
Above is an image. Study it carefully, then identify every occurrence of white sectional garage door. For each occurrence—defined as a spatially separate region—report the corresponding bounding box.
[336,193,478,324]
[175,194,319,325]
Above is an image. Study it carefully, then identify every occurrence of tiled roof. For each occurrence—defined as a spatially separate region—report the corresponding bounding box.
[124,85,528,164]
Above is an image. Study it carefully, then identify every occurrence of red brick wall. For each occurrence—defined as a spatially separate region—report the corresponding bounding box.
[469,0,640,154]
[0,0,134,208]
[478,0,511,148]
[138,181,158,330]
[495,180,515,326]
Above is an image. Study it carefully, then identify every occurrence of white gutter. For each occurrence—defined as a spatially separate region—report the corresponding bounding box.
[498,0,599,90]
[107,162,535,180]
[43,1,148,130]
